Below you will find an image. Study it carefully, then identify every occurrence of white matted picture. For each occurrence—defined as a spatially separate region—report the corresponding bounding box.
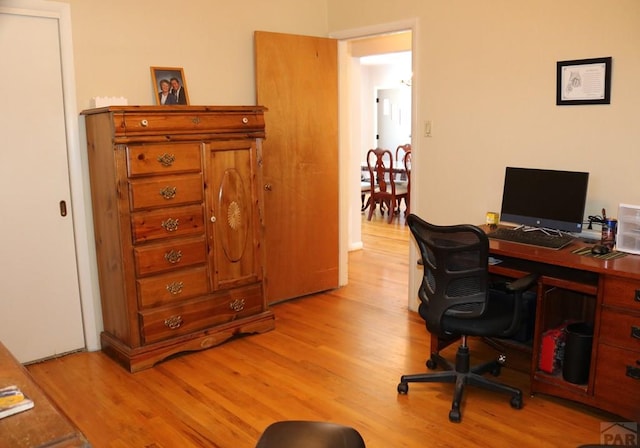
[151,66,190,105]
[556,57,611,105]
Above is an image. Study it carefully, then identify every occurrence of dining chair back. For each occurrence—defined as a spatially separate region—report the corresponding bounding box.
[402,150,412,215]
[365,148,408,223]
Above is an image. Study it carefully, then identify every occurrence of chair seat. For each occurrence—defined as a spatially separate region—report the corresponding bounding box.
[422,288,518,338]
[373,185,407,196]
[255,421,366,448]
[395,185,408,195]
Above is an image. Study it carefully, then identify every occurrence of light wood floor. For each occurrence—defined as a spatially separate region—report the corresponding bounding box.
[27,213,617,447]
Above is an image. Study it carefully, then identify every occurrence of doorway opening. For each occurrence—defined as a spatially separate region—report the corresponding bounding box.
[337,29,413,254]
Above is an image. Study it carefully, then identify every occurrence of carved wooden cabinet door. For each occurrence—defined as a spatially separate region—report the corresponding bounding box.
[206,139,263,291]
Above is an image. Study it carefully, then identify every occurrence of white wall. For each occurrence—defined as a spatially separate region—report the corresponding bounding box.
[359,58,412,161]
[63,0,330,110]
[329,0,640,311]
[330,0,640,227]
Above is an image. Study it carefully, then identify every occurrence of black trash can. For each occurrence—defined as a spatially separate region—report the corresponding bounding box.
[562,322,593,384]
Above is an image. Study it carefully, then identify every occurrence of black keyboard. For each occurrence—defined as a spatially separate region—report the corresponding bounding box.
[487,227,575,250]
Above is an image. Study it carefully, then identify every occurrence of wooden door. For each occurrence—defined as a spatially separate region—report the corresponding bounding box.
[0,8,85,362]
[255,31,339,303]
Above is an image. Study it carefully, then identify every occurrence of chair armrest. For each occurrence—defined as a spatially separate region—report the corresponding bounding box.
[490,273,538,338]
[505,273,539,293]
[490,273,538,294]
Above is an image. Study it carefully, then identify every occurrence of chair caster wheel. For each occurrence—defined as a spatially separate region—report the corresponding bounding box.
[426,359,437,370]
[397,382,408,394]
[448,409,461,423]
[510,395,523,409]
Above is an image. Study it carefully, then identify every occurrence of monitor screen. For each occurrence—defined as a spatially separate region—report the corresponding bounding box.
[499,167,589,233]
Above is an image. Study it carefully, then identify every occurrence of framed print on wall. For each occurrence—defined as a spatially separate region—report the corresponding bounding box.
[556,57,612,105]
[151,66,190,105]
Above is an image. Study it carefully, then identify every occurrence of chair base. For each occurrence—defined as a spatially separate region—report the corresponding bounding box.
[397,345,523,423]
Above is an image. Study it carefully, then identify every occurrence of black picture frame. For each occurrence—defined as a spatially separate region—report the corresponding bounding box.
[556,57,612,105]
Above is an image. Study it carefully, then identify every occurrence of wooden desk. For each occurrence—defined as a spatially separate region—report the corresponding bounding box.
[485,234,640,422]
[0,342,90,448]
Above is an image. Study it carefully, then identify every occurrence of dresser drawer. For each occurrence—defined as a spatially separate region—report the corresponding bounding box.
[129,174,203,210]
[140,284,264,344]
[134,237,207,276]
[137,266,209,308]
[593,343,640,422]
[119,111,265,137]
[131,204,204,244]
[127,143,201,177]
[602,276,640,310]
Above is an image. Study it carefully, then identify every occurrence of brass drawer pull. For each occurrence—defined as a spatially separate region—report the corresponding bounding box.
[632,325,640,340]
[164,315,183,330]
[626,364,640,380]
[192,117,201,125]
[157,153,175,167]
[161,218,179,232]
[166,281,184,295]
[160,186,177,200]
[242,117,249,124]
[164,249,183,264]
[229,298,245,312]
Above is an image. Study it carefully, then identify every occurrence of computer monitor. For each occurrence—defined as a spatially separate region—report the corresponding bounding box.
[499,167,590,233]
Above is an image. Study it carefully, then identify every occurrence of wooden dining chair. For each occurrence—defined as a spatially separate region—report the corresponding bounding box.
[395,143,412,164]
[395,144,411,181]
[365,148,408,223]
[402,150,412,215]
[360,173,371,211]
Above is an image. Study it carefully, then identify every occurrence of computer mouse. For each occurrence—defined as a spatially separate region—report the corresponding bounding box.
[591,244,610,255]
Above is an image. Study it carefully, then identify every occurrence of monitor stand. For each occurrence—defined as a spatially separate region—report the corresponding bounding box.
[514,225,566,237]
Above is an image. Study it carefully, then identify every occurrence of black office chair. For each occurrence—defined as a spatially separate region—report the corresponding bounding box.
[398,214,538,423]
[255,421,366,448]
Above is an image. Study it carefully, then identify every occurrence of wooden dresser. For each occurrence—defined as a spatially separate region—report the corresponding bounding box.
[82,106,274,372]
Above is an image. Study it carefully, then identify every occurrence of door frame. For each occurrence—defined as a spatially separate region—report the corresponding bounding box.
[332,19,420,309]
[1,0,101,351]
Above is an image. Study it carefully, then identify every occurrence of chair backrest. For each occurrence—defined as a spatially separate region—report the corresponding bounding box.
[395,144,411,182]
[407,214,490,335]
[395,143,411,162]
[402,151,412,189]
[366,148,398,195]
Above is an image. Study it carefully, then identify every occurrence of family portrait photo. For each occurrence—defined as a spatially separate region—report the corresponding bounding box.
[151,66,190,105]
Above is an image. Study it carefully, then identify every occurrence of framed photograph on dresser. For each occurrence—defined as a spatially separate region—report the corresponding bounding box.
[151,66,190,105]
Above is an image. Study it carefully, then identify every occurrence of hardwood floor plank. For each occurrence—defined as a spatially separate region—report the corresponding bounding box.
[26,215,619,447]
